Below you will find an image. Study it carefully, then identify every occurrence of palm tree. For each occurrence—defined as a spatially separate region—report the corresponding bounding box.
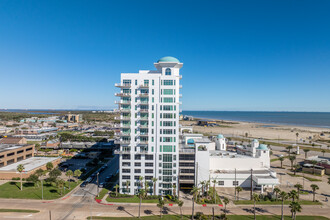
[235,186,243,201]
[137,189,145,219]
[310,160,318,174]
[295,133,299,144]
[273,187,281,201]
[173,184,177,198]
[200,181,205,195]
[212,179,217,203]
[286,146,293,155]
[321,150,326,156]
[253,193,260,220]
[152,177,157,195]
[139,176,144,189]
[178,200,184,219]
[114,184,120,197]
[303,149,310,159]
[289,156,296,170]
[294,184,303,200]
[279,191,288,220]
[293,164,300,176]
[17,164,25,191]
[279,157,285,168]
[157,198,165,219]
[223,197,229,218]
[56,179,65,195]
[126,180,130,194]
[144,181,148,196]
[191,186,199,219]
[289,201,302,220]
[310,184,319,202]
[288,190,298,202]
[65,170,73,189]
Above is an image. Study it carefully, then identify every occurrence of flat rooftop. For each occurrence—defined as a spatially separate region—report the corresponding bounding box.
[0,157,60,172]
[211,169,274,175]
[0,144,30,154]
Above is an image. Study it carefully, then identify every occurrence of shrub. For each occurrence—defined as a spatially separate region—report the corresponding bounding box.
[12,177,20,180]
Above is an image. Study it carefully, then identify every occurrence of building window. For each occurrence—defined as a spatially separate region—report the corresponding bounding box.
[218,181,224,186]
[122,175,130,180]
[145,155,153,160]
[165,68,171,75]
[134,162,141,167]
[135,155,141,160]
[233,181,239,186]
[135,169,141,173]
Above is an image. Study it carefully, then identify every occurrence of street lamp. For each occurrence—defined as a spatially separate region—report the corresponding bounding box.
[96,172,99,197]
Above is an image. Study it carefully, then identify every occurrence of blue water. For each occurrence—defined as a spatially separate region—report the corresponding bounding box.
[182,111,330,128]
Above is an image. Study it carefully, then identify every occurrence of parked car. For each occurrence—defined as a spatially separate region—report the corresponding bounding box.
[80,182,87,187]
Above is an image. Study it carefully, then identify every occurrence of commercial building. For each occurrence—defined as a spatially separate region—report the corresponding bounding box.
[62,113,82,123]
[115,56,182,195]
[0,137,27,145]
[0,144,35,168]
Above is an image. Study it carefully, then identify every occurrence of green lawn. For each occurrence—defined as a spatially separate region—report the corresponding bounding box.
[0,209,39,213]
[96,188,109,200]
[287,173,322,182]
[234,200,322,205]
[0,181,80,200]
[106,195,161,203]
[87,215,329,220]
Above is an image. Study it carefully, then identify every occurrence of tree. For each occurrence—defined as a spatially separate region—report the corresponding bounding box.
[35,168,44,178]
[65,170,73,189]
[139,176,144,189]
[126,180,130,194]
[286,146,293,155]
[46,162,53,171]
[137,189,145,219]
[27,174,39,188]
[289,201,302,220]
[152,177,157,195]
[223,197,229,218]
[279,157,285,168]
[200,181,205,195]
[288,190,298,202]
[310,160,318,174]
[295,133,299,144]
[288,156,296,170]
[294,184,303,200]
[253,193,260,220]
[279,191,288,220]
[235,186,243,201]
[293,164,300,176]
[49,168,61,182]
[191,186,199,219]
[17,164,25,191]
[114,184,119,197]
[173,184,177,198]
[35,143,41,155]
[56,179,65,195]
[74,169,82,180]
[321,150,326,156]
[178,200,184,219]
[212,179,217,203]
[273,187,281,201]
[157,198,165,219]
[310,184,319,202]
[303,149,310,159]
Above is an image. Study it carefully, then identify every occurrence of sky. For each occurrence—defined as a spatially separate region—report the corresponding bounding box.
[0,0,330,112]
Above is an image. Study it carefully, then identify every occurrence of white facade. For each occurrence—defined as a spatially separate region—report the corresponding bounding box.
[115,56,182,195]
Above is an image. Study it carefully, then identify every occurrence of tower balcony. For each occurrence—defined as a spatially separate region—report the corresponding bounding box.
[139,117,149,121]
[114,124,131,129]
[136,150,148,154]
[139,124,148,129]
[139,101,149,105]
[115,92,131,97]
[115,83,131,88]
[179,85,182,89]
[139,84,149,88]
[140,109,149,113]
[115,116,131,121]
[114,149,131,154]
[115,100,131,105]
[114,139,131,145]
[120,108,131,113]
[115,131,131,137]
[139,93,149,97]
[138,140,149,145]
[139,133,149,137]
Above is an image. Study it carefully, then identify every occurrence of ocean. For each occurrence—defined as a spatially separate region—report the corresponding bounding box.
[182,111,330,128]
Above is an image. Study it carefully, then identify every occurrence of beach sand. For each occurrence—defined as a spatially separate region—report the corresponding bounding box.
[180,119,330,142]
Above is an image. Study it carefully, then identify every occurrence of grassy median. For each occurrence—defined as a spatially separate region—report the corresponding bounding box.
[0,181,80,200]
[234,200,322,205]
[0,209,39,213]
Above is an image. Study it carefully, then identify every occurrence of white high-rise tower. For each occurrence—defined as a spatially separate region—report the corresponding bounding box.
[115,56,183,195]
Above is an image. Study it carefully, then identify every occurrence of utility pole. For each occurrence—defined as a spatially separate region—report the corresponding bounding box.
[96,172,99,197]
[41,179,43,200]
[234,168,237,201]
[250,169,253,200]
[49,211,51,220]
